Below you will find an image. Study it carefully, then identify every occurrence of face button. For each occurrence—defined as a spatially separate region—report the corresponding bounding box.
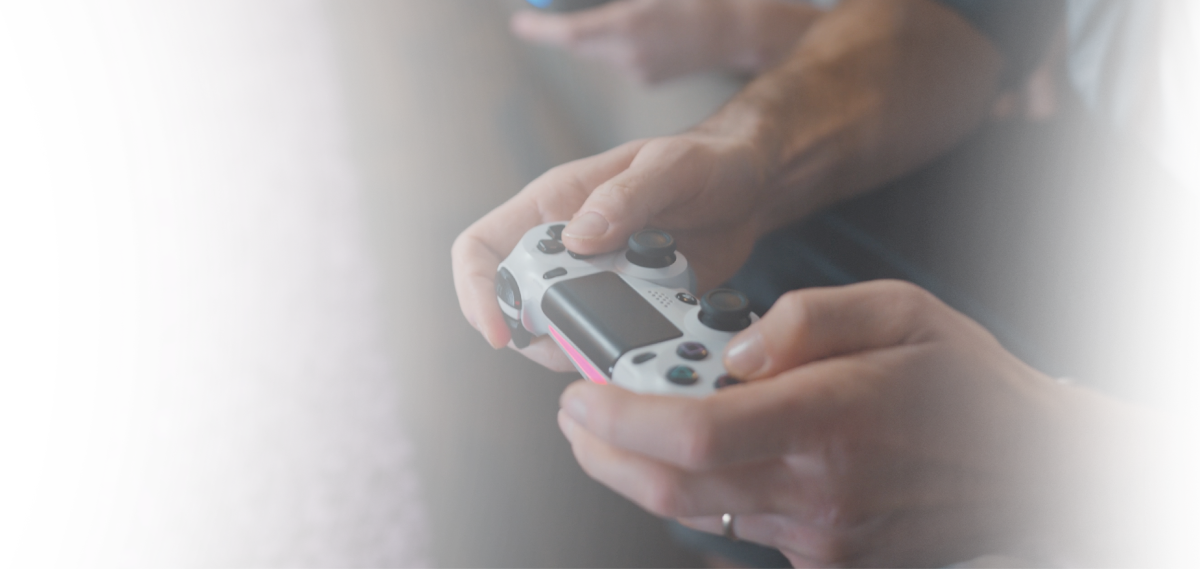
[543,267,567,279]
[699,289,752,331]
[495,267,522,309]
[547,224,565,241]
[675,341,708,361]
[665,365,699,386]
[675,292,697,305]
[715,374,743,389]
[626,228,677,268]
[632,352,656,364]
[567,250,594,260]
[537,239,565,254]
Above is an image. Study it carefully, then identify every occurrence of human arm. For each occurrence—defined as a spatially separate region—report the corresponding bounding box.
[453,0,1005,366]
[555,280,1182,566]
[510,0,822,84]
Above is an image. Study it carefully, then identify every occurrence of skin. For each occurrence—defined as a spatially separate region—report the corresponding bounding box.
[452,0,1176,563]
[511,0,1060,115]
[510,0,823,84]
[557,281,1162,566]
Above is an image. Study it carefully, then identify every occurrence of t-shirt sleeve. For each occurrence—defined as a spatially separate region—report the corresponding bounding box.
[931,0,1065,86]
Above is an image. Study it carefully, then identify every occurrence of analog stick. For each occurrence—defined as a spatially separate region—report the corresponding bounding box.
[699,289,752,331]
[626,229,677,268]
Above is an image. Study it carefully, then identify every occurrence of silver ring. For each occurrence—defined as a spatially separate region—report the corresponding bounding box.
[721,513,738,541]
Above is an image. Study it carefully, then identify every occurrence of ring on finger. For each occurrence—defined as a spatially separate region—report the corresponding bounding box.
[721,513,738,542]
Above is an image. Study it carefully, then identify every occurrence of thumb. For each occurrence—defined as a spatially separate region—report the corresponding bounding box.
[561,138,706,255]
[723,280,945,380]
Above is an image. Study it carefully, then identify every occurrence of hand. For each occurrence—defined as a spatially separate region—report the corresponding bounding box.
[510,0,820,83]
[555,280,1133,566]
[451,131,774,371]
[988,25,1065,123]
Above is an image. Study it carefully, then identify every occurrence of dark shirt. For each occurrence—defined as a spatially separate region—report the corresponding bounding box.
[940,0,1156,146]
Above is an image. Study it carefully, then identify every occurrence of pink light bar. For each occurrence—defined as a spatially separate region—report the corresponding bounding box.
[547,325,608,385]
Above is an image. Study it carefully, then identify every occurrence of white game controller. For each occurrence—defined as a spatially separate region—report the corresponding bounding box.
[495,222,758,396]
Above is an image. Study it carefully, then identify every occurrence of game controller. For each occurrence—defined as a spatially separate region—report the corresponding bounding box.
[496,222,757,396]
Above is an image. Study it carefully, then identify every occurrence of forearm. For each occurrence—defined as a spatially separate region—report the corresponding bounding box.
[721,0,822,73]
[699,0,1005,234]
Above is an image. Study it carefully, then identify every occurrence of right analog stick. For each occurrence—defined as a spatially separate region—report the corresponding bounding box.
[626,229,677,268]
[699,289,751,331]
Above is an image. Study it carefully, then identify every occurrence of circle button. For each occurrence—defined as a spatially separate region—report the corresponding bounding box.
[675,292,697,305]
[676,342,709,361]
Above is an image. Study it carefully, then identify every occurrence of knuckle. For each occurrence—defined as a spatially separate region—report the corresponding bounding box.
[878,279,937,325]
[640,469,688,517]
[675,404,718,469]
[450,230,475,260]
[776,289,812,323]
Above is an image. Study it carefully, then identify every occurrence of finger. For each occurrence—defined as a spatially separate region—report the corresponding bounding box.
[510,1,638,47]
[515,335,576,373]
[561,355,891,468]
[451,142,645,348]
[558,409,825,518]
[676,514,794,551]
[723,280,952,380]
[560,138,714,255]
[677,514,852,567]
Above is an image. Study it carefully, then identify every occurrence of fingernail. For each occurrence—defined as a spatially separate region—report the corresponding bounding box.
[557,409,578,438]
[725,329,767,378]
[563,212,609,240]
[561,390,589,425]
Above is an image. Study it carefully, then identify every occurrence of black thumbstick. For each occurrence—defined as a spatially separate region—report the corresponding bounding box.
[699,289,752,331]
[626,229,677,268]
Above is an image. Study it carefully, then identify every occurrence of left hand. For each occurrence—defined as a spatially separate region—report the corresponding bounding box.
[556,280,1101,566]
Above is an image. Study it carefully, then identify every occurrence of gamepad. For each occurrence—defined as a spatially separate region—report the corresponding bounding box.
[496,222,757,396]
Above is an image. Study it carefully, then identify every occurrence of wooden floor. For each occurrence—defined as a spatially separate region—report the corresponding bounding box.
[324,2,705,566]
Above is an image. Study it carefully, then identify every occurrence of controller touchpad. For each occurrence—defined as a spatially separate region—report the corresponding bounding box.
[542,272,683,377]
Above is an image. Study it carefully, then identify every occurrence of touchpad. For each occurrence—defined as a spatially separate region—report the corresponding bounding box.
[542,272,683,377]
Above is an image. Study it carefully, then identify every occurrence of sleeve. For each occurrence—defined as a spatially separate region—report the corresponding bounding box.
[931,0,1066,87]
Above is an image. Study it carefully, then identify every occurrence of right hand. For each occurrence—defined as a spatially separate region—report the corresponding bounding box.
[452,131,774,370]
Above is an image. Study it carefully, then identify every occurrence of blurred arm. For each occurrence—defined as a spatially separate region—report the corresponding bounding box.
[697,0,1006,234]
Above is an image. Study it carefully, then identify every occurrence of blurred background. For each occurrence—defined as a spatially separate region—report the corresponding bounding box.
[326,2,744,565]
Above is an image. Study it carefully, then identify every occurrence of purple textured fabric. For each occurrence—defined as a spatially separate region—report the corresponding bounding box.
[148,2,432,566]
